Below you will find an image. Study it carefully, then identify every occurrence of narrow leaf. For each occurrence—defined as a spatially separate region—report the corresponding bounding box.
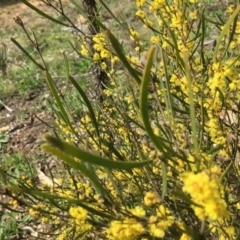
[11,38,44,70]
[75,229,89,239]
[140,47,165,152]
[183,53,199,169]
[69,0,85,14]
[44,135,152,170]
[69,75,99,137]
[42,144,112,201]
[95,17,108,31]
[104,168,124,202]
[99,0,126,29]
[214,4,240,58]
[100,138,125,161]
[106,30,141,84]
[171,190,203,207]
[9,186,116,220]
[220,161,234,182]
[161,162,167,200]
[45,71,75,134]
[0,168,7,185]
[63,53,70,95]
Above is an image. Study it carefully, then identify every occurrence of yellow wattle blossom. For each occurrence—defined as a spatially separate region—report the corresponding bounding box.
[136,0,145,7]
[35,1,240,239]
[150,36,161,44]
[107,218,145,240]
[101,62,107,70]
[227,5,235,14]
[9,200,19,209]
[149,224,165,238]
[204,199,228,221]
[69,206,92,237]
[135,10,146,19]
[189,10,197,20]
[69,206,88,221]
[92,32,111,63]
[129,28,140,41]
[80,42,89,56]
[56,230,68,240]
[148,205,174,238]
[149,0,165,13]
[143,19,153,28]
[210,222,236,239]
[127,55,141,66]
[180,233,192,240]
[129,206,146,217]
[29,208,39,217]
[181,170,229,221]
[93,52,100,61]
[41,217,48,223]
[100,49,111,58]
[144,192,159,206]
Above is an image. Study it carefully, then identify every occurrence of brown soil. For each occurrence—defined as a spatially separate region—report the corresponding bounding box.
[0,0,57,28]
[0,1,59,158]
[0,92,52,156]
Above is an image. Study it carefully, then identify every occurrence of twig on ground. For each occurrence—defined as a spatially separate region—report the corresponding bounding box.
[0,99,13,112]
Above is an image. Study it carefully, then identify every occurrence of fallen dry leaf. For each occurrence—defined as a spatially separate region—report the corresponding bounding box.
[37,169,59,187]
[22,226,38,237]
[0,126,9,132]
[220,110,238,125]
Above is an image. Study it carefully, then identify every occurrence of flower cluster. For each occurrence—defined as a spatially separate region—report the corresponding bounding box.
[10,0,240,239]
[46,1,240,238]
[181,168,229,221]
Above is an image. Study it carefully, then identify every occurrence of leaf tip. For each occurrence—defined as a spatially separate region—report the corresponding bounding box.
[41,144,48,151]
[44,133,52,142]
